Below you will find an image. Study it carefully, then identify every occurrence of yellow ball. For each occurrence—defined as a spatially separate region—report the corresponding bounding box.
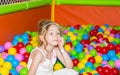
[0,57,4,66]
[83,72,87,75]
[64,44,71,52]
[0,67,9,75]
[8,47,16,55]
[77,62,84,69]
[101,26,106,31]
[30,41,38,47]
[90,36,97,41]
[95,55,102,63]
[85,54,91,60]
[70,35,77,41]
[54,63,63,71]
[91,70,97,74]
[20,61,27,68]
[3,62,12,70]
[84,48,88,53]
[108,36,114,42]
[31,36,38,41]
[104,31,110,35]
[67,31,73,36]
[81,59,87,64]
[103,35,108,38]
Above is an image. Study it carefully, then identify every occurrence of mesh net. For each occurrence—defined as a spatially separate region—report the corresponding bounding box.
[0,0,29,5]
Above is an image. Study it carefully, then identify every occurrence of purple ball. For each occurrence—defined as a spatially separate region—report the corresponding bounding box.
[115,33,120,38]
[0,46,5,53]
[88,45,94,51]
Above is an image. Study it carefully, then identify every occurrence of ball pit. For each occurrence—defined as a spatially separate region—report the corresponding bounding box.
[0,24,120,75]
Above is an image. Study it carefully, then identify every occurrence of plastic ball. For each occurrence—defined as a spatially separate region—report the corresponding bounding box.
[107,43,115,50]
[88,45,94,51]
[72,58,79,66]
[54,63,63,71]
[67,31,73,36]
[70,35,77,41]
[3,62,12,70]
[73,67,80,72]
[0,67,9,75]
[78,52,85,60]
[64,44,71,52]
[77,62,85,69]
[15,54,24,61]
[103,66,111,74]
[10,68,19,75]
[20,67,28,75]
[20,61,27,68]
[11,59,19,68]
[70,50,78,57]
[16,42,24,49]
[108,60,114,68]
[84,67,92,72]
[0,46,5,53]
[88,57,95,64]
[90,49,97,57]
[8,47,17,55]
[19,47,26,54]
[4,42,12,50]
[6,55,15,62]
[16,65,23,73]
[115,59,120,68]
[101,47,108,54]
[95,55,102,63]
[0,57,4,66]
[111,68,119,75]
[26,45,34,53]
[2,52,8,59]
[96,66,103,74]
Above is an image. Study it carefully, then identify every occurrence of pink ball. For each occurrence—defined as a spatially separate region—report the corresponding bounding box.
[15,54,24,61]
[2,52,8,59]
[4,42,12,50]
[110,34,115,37]
[115,60,120,68]
[16,65,23,73]
[63,30,68,34]
[104,64,112,69]
[19,47,26,54]
[102,61,108,65]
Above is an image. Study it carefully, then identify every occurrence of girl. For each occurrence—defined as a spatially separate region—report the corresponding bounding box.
[27,20,78,75]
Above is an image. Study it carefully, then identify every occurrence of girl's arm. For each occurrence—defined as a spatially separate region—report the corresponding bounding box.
[28,50,43,75]
[56,47,73,69]
[56,37,73,69]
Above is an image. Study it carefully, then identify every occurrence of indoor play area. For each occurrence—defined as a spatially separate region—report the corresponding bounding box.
[0,0,120,75]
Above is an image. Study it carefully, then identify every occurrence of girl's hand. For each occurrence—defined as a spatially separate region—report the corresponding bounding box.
[58,37,64,49]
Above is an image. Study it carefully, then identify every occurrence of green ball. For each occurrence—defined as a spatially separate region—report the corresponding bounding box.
[26,45,34,53]
[70,50,78,57]
[90,49,97,57]
[18,38,23,42]
[100,43,105,47]
[114,38,120,44]
[108,60,114,68]
[20,68,28,75]
[63,35,68,41]
[94,63,100,68]
[31,32,37,37]
[72,41,78,47]
[77,36,82,41]
[25,31,31,35]
[84,67,92,72]
[73,67,80,72]
[78,52,85,60]
[117,54,120,59]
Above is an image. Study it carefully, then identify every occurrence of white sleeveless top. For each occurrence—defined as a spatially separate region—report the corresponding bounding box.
[27,47,57,75]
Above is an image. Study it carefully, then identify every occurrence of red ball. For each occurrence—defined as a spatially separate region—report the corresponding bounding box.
[103,67,111,75]
[95,46,101,53]
[74,24,80,30]
[111,29,117,34]
[88,57,95,64]
[103,38,109,43]
[72,58,79,66]
[107,43,115,50]
[16,42,24,48]
[14,46,20,53]
[97,34,103,39]
[84,39,90,44]
[101,47,108,54]
[116,44,120,54]
[66,42,72,47]
[95,26,100,30]
[111,68,119,75]
[23,52,30,59]
[92,39,99,43]
[96,66,103,74]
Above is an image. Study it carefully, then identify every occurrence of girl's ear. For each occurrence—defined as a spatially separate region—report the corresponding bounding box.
[39,35,44,42]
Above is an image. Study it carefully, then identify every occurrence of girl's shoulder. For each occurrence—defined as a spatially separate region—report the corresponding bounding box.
[31,47,44,59]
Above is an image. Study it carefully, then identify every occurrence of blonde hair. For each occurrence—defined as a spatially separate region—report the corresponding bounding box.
[38,19,62,45]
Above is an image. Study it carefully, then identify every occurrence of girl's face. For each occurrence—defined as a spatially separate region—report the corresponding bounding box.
[45,25,61,46]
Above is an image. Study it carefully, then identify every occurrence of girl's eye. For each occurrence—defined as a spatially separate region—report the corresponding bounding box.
[57,33,60,35]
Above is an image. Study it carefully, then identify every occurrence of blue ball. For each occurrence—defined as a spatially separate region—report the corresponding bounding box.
[108,50,116,57]
[70,27,75,31]
[102,54,109,61]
